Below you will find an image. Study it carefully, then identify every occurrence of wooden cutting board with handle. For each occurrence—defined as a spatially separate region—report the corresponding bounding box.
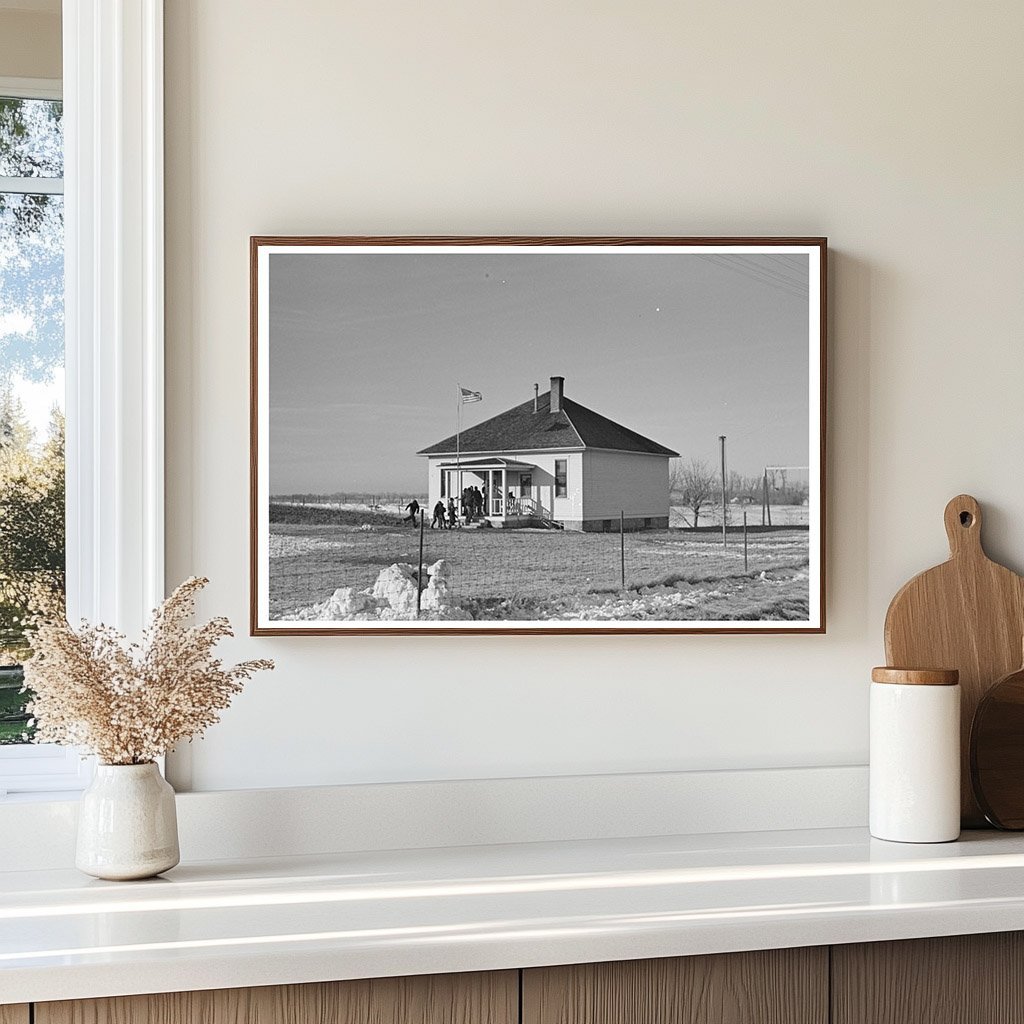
[885,494,1024,827]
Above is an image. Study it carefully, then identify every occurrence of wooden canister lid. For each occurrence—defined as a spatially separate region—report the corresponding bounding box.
[871,667,959,686]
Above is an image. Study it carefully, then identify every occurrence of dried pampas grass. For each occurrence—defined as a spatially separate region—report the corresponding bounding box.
[23,576,274,765]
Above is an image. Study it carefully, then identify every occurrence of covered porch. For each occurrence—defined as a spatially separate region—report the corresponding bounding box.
[436,457,542,524]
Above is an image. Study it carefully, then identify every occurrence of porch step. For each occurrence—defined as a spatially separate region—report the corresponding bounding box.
[533,518,564,530]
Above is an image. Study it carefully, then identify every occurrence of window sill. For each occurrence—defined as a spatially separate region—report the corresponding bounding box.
[2,825,1024,1004]
[0,789,87,804]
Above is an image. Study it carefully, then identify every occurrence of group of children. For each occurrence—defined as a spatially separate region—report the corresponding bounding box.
[430,485,488,529]
[430,499,460,530]
[405,483,514,530]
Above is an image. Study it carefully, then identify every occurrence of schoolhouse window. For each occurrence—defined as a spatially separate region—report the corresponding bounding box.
[555,459,567,497]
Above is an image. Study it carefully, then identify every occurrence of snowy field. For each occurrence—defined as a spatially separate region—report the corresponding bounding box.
[267,502,811,623]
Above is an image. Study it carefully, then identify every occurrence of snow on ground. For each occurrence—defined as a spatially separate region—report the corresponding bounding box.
[274,500,406,515]
[269,534,358,558]
[290,560,469,621]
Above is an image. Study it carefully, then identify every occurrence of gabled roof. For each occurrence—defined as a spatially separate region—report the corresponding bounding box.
[417,390,679,458]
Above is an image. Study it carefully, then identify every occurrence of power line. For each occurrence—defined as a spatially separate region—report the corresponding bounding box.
[700,254,808,298]
[698,254,809,300]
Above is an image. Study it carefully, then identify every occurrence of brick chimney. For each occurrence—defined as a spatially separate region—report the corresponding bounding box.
[550,376,564,414]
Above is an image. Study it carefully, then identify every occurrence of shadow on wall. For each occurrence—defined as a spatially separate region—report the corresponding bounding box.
[827,249,873,637]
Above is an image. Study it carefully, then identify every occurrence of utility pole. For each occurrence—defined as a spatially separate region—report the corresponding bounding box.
[719,435,727,548]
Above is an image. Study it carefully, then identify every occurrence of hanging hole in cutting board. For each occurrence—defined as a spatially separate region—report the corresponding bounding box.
[960,511,974,527]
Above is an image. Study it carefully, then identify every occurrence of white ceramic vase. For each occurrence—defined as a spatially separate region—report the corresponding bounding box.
[76,762,180,880]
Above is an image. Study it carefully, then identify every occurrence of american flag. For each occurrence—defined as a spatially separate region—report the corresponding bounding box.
[459,386,483,404]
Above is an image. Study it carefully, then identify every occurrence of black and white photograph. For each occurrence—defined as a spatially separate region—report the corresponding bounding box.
[251,238,825,634]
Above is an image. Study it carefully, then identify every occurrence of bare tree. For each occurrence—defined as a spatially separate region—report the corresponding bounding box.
[670,457,716,528]
[728,470,758,503]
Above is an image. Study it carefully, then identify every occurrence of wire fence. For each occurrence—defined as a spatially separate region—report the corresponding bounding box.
[268,502,812,623]
[669,504,810,529]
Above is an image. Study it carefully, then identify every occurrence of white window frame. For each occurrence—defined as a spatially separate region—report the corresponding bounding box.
[0,77,61,101]
[554,458,568,498]
[0,0,164,799]
[0,76,64,191]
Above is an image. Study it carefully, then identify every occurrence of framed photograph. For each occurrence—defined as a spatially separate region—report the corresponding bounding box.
[251,236,826,635]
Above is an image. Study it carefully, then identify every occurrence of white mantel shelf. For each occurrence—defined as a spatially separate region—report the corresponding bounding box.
[5,826,1024,1004]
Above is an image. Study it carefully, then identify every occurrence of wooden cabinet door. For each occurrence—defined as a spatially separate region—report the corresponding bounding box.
[523,949,828,1024]
[36,971,517,1024]
[0,1007,29,1024]
[832,933,1024,1024]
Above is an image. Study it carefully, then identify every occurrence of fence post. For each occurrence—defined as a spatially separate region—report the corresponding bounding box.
[743,510,748,572]
[620,510,626,590]
[416,510,425,616]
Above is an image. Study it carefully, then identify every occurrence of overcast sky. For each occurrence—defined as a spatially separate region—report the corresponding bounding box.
[268,250,811,494]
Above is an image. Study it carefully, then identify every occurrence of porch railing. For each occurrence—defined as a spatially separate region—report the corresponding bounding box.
[486,495,551,519]
[517,496,552,520]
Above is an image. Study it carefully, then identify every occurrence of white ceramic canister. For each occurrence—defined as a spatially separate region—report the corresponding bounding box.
[870,667,961,843]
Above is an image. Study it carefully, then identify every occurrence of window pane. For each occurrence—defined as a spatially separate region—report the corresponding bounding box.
[555,459,567,498]
[0,664,28,743]
[0,98,63,178]
[0,188,65,745]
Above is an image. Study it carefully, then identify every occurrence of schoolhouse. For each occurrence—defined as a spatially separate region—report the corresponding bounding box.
[417,376,679,531]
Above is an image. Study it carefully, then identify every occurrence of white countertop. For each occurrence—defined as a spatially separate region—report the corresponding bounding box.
[4,826,1024,1005]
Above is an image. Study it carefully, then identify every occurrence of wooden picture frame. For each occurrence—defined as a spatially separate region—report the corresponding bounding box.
[251,236,826,635]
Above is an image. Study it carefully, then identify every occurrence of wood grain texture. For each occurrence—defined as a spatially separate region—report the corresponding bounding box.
[0,1007,29,1024]
[832,932,1024,1024]
[36,971,517,1024]
[884,494,1024,826]
[522,949,828,1024]
[970,658,1024,827]
[871,667,959,686]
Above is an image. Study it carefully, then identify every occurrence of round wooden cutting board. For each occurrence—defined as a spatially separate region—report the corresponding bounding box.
[884,495,1024,827]
[971,658,1024,829]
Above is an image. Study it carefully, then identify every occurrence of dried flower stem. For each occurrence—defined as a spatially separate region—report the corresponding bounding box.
[23,577,273,765]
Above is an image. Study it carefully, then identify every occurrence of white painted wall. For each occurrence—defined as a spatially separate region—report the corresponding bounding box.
[164,1,1024,792]
[583,451,669,522]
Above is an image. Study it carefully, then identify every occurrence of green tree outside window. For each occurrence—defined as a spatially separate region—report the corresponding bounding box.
[0,94,65,744]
